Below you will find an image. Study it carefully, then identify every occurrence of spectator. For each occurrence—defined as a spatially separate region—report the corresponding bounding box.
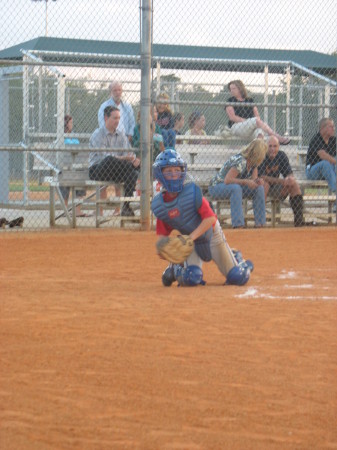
[306,118,336,197]
[259,136,304,227]
[155,92,174,130]
[184,111,210,145]
[64,115,80,145]
[225,80,291,145]
[162,112,185,149]
[89,106,140,217]
[60,115,89,217]
[132,106,165,159]
[208,139,267,228]
[98,81,135,142]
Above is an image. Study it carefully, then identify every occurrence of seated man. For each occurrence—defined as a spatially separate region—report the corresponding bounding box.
[306,118,336,196]
[259,136,304,227]
[89,106,140,217]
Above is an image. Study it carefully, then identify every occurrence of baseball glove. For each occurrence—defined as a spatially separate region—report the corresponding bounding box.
[156,235,194,264]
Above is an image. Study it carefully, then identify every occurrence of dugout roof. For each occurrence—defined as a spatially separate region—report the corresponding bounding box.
[0,36,336,78]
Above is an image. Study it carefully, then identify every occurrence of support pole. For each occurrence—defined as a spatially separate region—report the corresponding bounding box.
[298,85,303,150]
[156,61,161,97]
[23,56,29,205]
[264,65,269,123]
[324,84,330,117]
[56,76,65,168]
[285,65,291,136]
[38,66,43,132]
[140,0,152,231]
[0,69,9,203]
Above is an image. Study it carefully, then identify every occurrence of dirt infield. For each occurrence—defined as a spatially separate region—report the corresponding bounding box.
[1,228,337,450]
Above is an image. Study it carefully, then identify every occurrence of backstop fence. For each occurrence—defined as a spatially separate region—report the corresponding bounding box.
[0,0,336,231]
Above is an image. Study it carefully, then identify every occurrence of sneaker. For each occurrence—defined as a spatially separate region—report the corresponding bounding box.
[121,204,135,217]
[8,217,24,228]
[214,124,231,138]
[232,249,254,272]
[0,218,9,228]
[280,137,291,146]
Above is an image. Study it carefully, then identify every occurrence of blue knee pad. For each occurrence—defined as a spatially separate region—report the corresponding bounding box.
[226,264,251,286]
[174,265,205,287]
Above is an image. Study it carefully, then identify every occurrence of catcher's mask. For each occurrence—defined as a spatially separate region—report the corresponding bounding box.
[153,148,187,193]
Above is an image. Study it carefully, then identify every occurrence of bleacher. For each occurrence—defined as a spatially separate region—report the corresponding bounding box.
[176,138,335,228]
[24,134,336,229]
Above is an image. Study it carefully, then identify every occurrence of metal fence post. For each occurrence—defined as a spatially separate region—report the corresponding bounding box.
[140,0,152,231]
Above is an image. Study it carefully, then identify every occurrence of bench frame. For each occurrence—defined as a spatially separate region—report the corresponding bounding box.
[269,181,335,226]
[49,172,141,229]
[202,179,335,228]
[30,147,143,229]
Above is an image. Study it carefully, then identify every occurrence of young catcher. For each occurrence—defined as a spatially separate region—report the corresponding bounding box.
[151,149,253,287]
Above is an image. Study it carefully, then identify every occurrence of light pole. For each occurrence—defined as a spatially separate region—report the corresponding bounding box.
[31,0,57,37]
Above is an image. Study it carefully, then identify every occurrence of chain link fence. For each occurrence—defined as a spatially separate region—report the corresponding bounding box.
[0,0,336,231]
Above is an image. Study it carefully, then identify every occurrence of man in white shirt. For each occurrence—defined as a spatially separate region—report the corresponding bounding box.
[90,106,140,216]
[97,81,135,142]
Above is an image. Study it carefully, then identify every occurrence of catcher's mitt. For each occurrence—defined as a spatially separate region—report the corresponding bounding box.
[156,235,194,264]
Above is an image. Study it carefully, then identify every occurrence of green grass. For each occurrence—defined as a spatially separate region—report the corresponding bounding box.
[304,188,329,195]
[10,182,49,193]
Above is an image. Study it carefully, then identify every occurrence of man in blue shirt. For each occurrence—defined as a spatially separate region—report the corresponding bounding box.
[98,81,135,143]
[306,118,336,194]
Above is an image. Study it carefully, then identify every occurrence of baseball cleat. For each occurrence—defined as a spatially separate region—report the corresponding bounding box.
[0,218,9,228]
[8,216,24,228]
[232,249,254,272]
[162,264,176,286]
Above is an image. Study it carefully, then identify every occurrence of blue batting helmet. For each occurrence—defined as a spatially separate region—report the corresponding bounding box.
[153,149,187,193]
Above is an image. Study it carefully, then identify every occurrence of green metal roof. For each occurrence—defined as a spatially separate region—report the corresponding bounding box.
[0,36,336,77]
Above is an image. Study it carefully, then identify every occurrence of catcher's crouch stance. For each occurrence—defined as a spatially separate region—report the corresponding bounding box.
[151,149,253,287]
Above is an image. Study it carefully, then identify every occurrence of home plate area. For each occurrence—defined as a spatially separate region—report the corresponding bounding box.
[236,269,337,301]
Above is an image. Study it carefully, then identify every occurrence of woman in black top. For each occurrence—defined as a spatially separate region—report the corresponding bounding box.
[226,80,290,145]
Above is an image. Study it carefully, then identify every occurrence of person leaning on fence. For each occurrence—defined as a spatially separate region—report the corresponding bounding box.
[132,106,165,160]
[225,79,291,145]
[306,118,336,199]
[97,81,135,143]
[155,92,174,130]
[259,136,305,227]
[184,111,210,145]
[89,106,140,217]
[208,139,267,228]
[59,115,89,217]
[162,112,185,149]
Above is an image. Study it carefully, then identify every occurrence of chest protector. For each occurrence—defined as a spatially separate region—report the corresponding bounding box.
[151,182,213,261]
